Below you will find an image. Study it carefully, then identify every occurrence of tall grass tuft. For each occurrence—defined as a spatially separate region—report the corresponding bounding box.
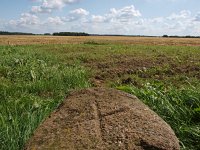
[0,45,90,150]
[117,83,200,150]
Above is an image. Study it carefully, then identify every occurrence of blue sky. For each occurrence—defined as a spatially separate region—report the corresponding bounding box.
[0,0,200,35]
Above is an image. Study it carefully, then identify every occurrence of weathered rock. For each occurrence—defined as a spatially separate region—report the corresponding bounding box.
[25,88,180,150]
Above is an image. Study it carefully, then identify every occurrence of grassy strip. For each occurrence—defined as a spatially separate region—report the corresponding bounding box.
[117,82,200,150]
[0,46,90,150]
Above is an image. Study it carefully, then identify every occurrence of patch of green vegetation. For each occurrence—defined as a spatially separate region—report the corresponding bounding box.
[0,43,200,150]
[117,82,200,150]
[0,45,90,150]
[83,40,106,45]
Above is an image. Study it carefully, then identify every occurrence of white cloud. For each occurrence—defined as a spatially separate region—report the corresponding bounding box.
[31,0,82,14]
[70,8,89,16]
[144,0,184,2]
[8,13,40,27]
[46,16,65,25]
[31,6,52,13]
[4,13,41,33]
[4,3,200,36]
[134,10,200,36]
[91,15,108,23]
[86,9,200,36]
[167,10,191,20]
[149,17,164,23]
[109,5,141,22]
[91,5,141,23]
[64,8,89,22]
[5,7,89,32]
[194,12,200,21]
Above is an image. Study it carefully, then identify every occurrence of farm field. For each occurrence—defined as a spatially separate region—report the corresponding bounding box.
[0,36,200,150]
[1,35,200,46]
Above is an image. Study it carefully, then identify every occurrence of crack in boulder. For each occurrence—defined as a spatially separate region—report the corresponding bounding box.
[25,88,180,150]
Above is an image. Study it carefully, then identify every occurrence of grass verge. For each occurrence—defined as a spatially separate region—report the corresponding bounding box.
[117,82,200,150]
[0,45,90,150]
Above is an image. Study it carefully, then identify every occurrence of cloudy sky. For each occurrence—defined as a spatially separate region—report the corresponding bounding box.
[0,0,200,35]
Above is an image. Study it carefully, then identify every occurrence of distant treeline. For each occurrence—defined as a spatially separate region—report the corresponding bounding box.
[1,31,200,38]
[162,35,200,38]
[0,31,90,36]
[52,32,89,36]
[90,34,156,37]
[0,31,35,35]
[92,34,200,38]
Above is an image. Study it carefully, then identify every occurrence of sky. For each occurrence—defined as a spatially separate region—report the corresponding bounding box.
[0,0,200,36]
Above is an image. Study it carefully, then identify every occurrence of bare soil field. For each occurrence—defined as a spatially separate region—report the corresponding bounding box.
[1,35,200,46]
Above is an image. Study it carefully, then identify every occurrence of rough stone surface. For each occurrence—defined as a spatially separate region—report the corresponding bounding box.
[25,88,180,150]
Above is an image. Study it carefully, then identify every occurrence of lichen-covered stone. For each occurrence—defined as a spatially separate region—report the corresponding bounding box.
[25,88,180,150]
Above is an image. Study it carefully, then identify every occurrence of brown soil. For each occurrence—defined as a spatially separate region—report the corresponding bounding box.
[88,56,156,86]
[86,55,200,86]
[25,88,180,150]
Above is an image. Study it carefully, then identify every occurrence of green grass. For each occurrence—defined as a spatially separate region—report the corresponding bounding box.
[0,45,90,150]
[117,82,200,150]
[0,43,200,150]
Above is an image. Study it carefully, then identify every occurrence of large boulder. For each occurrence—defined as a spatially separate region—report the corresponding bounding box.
[25,88,180,150]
